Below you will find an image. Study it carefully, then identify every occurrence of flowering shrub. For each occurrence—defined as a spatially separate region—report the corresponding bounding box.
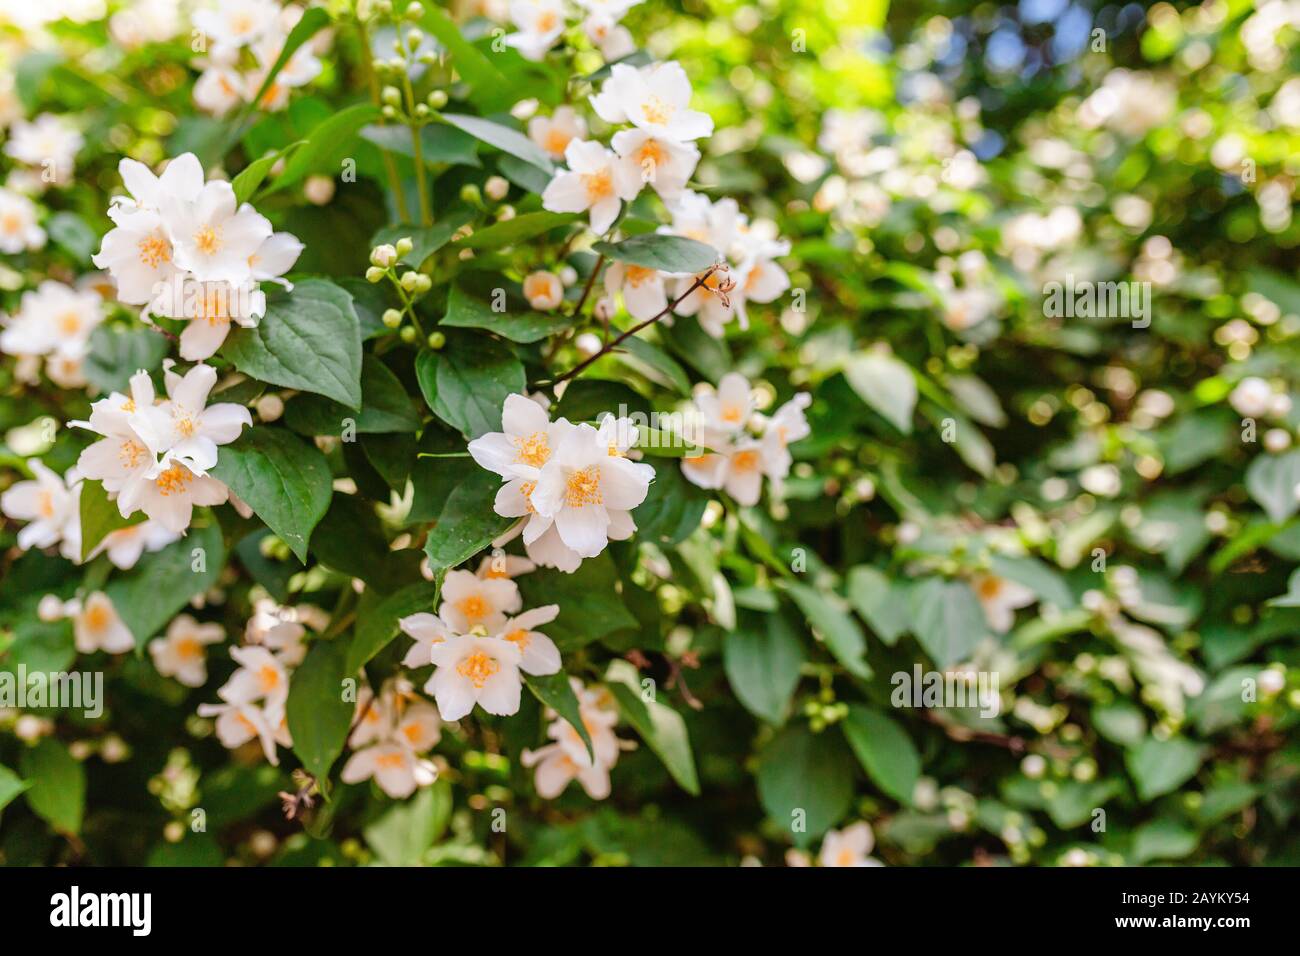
[0,0,1298,869]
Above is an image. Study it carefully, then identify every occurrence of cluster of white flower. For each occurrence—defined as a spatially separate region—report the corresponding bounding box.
[680,372,810,506]
[469,394,655,573]
[3,112,83,188]
[343,678,441,798]
[399,566,563,720]
[0,281,106,388]
[0,187,45,253]
[73,363,252,534]
[37,590,135,656]
[521,677,627,799]
[149,613,225,687]
[533,59,789,337]
[196,602,322,765]
[92,152,302,361]
[191,0,324,117]
[505,0,641,63]
[0,458,182,565]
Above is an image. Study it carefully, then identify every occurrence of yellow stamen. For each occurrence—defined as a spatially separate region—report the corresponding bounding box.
[456,650,500,689]
[564,466,602,507]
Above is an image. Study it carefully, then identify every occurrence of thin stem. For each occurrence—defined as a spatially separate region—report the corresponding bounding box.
[550,266,720,389]
[402,72,432,226]
[356,12,409,222]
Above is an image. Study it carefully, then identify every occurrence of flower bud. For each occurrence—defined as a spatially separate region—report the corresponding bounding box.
[255,393,284,423]
[459,183,482,205]
[414,274,432,293]
[399,325,417,343]
[381,85,402,107]
[370,244,398,268]
[404,2,424,20]
[427,90,448,109]
[381,104,398,120]
[427,331,445,349]
[365,266,386,283]
[484,175,509,201]
[407,29,424,50]
[382,308,403,328]
[400,271,421,292]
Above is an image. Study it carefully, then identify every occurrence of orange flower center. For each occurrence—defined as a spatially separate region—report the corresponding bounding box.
[456,650,500,689]
[564,466,602,507]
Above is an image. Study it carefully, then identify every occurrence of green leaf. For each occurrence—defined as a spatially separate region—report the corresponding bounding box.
[208,428,333,562]
[607,666,699,795]
[310,495,423,593]
[783,582,871,678]
[842,706,920,804]
[363,779,452,865]
[82,325,168,394]
[284,354,422,435]
[453,210,575,251]
[439,113,553,172]
[723,614,805,724]
[422,469,515,573]
[518,554,638,649]
[1125,737,1206,801]
[439,284,571,343]
[224,279,363,409]
[614,334,692,395]
[106,521,225,645]
[46,211,97,264]
[1092,700,1147,747]
[427,333,525,438]
[632,462,708,545]
[361,123,481,167]
[1246,450,1300,524]
[844,352,917,434]
[419,6,508,98]
[20,739,84,836]
[846,566,909,645]
[988,555,1075,609]
[524,672,594,760]
[232,141,305,203]
[0,764,30,816]
[372,207,476,268]
[285,638,354,789]
[631,423,703,456]
[243,6,330,116]
[78,478,145,561]
[1131,819,1199,864]
[346,580,440,674]
[756,722,855,847]
[593,234,718,273]
[264,104,379,194]
[908,578,989,667]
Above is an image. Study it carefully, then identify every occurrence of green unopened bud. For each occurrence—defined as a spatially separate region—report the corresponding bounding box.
[404,2,424,20]
[414,274,432,293]
[427,331,445,350]
[394,236,414,256]
[370,243,398,268]
[459,183,481,205]
[382,308,403,328]
[406,28,424,50]
[414,103,430,120]
[374,0,392,15]
[418,52,438,66]
[426,90,448,109]
[400,271,420,292]
[365,266,386,283]
[399,325,417,343]
[381,104,399,120]
[381,85,402,107]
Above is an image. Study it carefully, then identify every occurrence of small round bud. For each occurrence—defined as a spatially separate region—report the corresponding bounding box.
[484,175,509,201]
[427,90,448,109]
[395,236,414,256]
[414,274,432,293]
[374,0,393,14]
[495,205,516,221]
[365,266,386,283]
[381,104,398,120]
[414,103,430,119]
[400,271,421,292]
[427,331,446,349]
[406,28,424,50]
[459,183,482,205]
[303,174,335,205]
[382,308,403,328]
[404,2,424,20]
[38,594,65,622]
[381,85,402,107]
[370,243,398,268]
[399,325,417,343]
[255,393,285,423]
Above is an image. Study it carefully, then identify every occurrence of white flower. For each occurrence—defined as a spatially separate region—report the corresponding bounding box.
[695,372,754,434]
[341,742,438,798]
[3,114,83,183]
[504,0,567,61]
[604,260,669,320]
[819,822,883,867]
[129,362,251,475]
[542,139,642,236]
[149,613,224,687]
[192,0,279,56]
[164,179,273,284]
[0,460,78,552]
[529,420,654,558]
[93,210,183,305]
[758,392,812,489]
[244,599,310,665]
[583,14,635,61]
[119,460,230,533]
[971,574,1036,633]
[667,189,739,251]
[218,644,290,710]
[89,519,181,569]
[438,569,522,633]
[682,439,766,505]
[1229,376,1276,419]
[249,26,322,103]
[193,66,248,117]
[66,592,135,655]
[197,699,287,765]
[0,187,45,253]
[74,370,162,498]
[107,153,205,221]
[528,105,587,160]
[392,698,443,752]
[522,679,623,799]
[493,604,562,676]
[399,611,457,668]
[590,61,713,142]
[523,270,564,310]
[612,128,699,201]
[521,742,612,798]
[425,634,524,721]
[0,281,105,362]
[249,232,303,287]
